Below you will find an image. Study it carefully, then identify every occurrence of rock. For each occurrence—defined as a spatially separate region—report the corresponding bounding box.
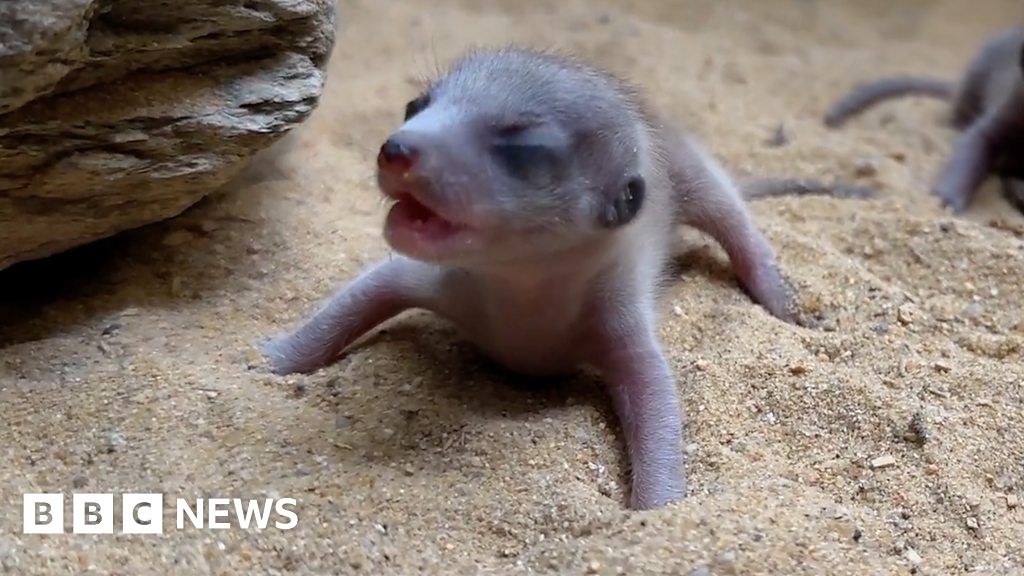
[0,538,17,571]
[105,429,127,453]
[0,0,336,270]
[966,517,980,532]
[897,303,918,325]
[787,363,809,375]
[903,411,928,445]
[853,158,879,178]
[764,123,788,148]
[870,455,896,469]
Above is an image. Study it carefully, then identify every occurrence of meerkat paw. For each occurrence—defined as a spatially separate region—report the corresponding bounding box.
[629,471,686,511]
[259,333,334,375]
[738,259,802,325]
[933,183,971,214]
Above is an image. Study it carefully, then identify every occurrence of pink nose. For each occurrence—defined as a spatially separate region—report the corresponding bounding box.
[377,137,419,172]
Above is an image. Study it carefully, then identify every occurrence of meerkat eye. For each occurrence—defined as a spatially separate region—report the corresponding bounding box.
[404,94,431,121]
[491,143,559,180]
[496,122,532,138]
[490,123,567,181]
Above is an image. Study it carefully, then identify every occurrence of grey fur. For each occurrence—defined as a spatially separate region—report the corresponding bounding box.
[263,47,806,510]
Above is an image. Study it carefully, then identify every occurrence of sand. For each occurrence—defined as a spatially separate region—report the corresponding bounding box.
[2,0,1024,574]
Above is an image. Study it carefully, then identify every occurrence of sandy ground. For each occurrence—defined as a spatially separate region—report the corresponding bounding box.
[3,0,1024,574]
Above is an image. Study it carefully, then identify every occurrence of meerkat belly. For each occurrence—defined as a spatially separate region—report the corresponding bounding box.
[471,318,585,376]
[448,294,591,377]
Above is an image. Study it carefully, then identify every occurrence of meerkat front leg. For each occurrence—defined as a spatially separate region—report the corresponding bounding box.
[668,135,799,323]
[933,119,999,212]
[263,256,440,375]
[590,307,686,510]
[936,85,1024,211]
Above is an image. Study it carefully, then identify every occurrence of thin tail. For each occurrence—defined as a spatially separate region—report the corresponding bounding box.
[824,77,955,128]
[740,177,876,200]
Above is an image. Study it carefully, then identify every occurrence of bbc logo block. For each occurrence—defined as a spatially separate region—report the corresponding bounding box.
[72,493,114,534]
[123,493,163,534]
[23,494,63,534]
[24,493,162,534]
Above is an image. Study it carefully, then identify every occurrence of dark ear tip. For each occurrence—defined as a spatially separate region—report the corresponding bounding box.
[627,176,645,201]
[601,175,646,228]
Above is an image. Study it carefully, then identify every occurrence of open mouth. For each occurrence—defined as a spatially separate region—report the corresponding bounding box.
[388,193,464,236]
[384,193,474,257]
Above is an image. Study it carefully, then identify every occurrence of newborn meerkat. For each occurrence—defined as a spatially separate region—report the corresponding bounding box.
[264,48,802,510]
[824,28,1024,212]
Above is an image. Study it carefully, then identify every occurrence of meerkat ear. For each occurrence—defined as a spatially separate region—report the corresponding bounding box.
[600,176,646,227]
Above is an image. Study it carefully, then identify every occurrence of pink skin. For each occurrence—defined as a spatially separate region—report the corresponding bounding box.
[263,49,796,510]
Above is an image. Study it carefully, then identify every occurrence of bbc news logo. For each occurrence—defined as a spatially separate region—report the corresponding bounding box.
[23,493,298,534]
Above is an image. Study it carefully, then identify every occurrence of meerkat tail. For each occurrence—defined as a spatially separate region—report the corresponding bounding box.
[739,177,876,200]
[824,77,955,127]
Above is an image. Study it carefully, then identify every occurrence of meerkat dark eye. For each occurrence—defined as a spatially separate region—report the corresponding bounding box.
[491,143,560,180]
[496,122,531,138]
[490,123,567,181]
[404,94,431,121]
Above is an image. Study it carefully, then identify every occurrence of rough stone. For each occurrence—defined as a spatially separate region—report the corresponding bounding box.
[0,0,336,270]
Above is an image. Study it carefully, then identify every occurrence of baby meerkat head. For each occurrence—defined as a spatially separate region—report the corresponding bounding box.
[376,47,651,265]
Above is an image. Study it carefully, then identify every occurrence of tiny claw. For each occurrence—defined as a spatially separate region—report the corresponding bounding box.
[259,333,327,376]
[259,335,294,375]
[741,262,803,326]
[933,185,970,214]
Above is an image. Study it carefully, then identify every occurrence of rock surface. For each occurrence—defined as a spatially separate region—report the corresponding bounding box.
[0,0,336,270]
